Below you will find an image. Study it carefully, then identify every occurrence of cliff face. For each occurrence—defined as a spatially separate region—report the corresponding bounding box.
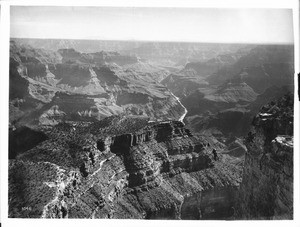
[9,116,242,219]
[237,93,293,219]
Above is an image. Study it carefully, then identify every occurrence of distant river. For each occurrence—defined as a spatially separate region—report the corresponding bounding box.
[171,93,188,123]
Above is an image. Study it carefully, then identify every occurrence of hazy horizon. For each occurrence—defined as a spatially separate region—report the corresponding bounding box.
[11,6,294,44]
[10,37,294,45]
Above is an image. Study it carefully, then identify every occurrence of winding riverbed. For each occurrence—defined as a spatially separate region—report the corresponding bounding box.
[171,93,188,123]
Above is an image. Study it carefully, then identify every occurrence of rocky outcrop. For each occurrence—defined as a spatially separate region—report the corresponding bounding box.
[9,116,242,219]
[236,93,293,219]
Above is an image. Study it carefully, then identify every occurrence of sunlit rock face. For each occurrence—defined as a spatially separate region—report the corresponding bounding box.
[9,116,242,219]
[236,93,293,219]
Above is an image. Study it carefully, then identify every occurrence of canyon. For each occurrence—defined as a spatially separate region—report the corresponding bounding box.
[8,39,294,219]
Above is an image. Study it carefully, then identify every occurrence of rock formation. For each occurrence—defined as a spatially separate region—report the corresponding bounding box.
[236,93,293,219]
[9,116,242,219]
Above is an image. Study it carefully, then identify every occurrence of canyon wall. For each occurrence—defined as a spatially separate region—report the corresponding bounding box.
[236,93,293,219]
[9,116,242,219]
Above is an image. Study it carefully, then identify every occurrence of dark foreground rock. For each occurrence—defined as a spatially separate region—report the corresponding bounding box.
[9,126,48,159]
[9,116,241,219]
[236,93,293,219]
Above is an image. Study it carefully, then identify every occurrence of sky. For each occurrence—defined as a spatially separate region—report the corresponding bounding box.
[11,6,294,44]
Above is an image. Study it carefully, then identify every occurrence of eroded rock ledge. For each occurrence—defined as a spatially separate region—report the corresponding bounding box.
[236,93,293,219]
[9,116,241,219]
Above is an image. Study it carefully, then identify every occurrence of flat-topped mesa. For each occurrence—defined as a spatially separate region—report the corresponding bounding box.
[154,121,192,142]
[109,130,154,154]
[90,119,210,189]
[97,118,192,155]
[93,119,214,190]
[68,117,199,182]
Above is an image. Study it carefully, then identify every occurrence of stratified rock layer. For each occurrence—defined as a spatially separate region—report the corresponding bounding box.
[9,116,242,219]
